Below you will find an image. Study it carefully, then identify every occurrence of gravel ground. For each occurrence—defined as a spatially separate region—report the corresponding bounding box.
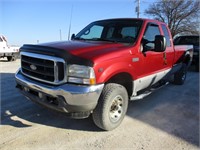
[0,59,199,150]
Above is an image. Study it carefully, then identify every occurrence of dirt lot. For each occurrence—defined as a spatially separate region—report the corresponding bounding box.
[0,59,199,150]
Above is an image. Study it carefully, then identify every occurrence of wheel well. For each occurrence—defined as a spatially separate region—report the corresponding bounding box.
[183,54,192,69]
[183,55,190,65]
[106,73,133,97]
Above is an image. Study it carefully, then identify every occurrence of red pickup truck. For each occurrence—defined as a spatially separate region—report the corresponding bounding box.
[15,18,193,130]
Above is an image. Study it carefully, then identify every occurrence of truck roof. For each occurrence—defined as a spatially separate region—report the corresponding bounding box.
[94,18,165,24]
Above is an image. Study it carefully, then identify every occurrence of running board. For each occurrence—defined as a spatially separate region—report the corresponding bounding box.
[130,91,152,101]
[130,82,169,101]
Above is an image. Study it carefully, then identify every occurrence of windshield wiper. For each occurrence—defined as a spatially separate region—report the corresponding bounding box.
[73,37,87,41]
[74,37,118,43]
[87,38,118,43]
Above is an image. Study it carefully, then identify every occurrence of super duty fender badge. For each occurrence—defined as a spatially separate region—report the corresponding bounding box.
[132,58,139,62]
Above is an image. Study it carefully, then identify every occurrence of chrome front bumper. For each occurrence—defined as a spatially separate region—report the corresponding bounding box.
[15,70,104,118]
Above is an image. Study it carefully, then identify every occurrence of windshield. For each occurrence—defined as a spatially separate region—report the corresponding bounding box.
[174,36,199,46]
[75,19,143,44]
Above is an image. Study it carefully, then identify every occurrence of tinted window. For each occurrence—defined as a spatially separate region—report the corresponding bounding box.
[174,36,199,46]
[161,24,171,47]
[143,24,161,49]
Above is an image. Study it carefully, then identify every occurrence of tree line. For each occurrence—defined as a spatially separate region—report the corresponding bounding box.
[145,0,199,37]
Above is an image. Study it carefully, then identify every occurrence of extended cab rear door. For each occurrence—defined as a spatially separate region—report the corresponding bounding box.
[160,23,174,69]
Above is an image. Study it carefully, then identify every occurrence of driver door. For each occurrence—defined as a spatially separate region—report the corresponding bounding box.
[140,23,165,77]
[134,23,167,92]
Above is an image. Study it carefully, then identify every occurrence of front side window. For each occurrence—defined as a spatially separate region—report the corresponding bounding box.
[143,24,161,49]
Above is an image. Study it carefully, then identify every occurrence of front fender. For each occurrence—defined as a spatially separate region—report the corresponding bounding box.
[96,62,134,83]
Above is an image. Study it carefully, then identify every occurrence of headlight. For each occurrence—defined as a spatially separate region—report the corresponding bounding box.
[68,64,96,85]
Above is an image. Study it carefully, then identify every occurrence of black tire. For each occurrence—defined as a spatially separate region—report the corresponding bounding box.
[174,63,187,85]
[7,55,16,61]
[92,83,128,131]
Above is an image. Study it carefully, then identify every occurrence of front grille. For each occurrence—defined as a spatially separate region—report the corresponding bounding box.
[21,52,66,85]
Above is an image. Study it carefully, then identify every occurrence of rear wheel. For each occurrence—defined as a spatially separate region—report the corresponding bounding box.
[92,83,128,131]
[174,63,187,85]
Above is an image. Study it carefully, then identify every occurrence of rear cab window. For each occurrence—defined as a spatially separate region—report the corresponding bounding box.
[161,24,171,47]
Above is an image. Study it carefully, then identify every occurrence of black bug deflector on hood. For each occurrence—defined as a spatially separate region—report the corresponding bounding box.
[20,44,94,67]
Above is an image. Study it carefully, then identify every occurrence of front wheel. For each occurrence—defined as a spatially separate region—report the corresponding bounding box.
[92,83,128,131]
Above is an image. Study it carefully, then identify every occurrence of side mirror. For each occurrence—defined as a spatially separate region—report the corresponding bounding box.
[71,34,75,40]
[154,35,166,52]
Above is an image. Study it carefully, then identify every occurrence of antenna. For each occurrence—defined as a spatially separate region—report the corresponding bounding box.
[60,29,62,41]
[68,5,73,41]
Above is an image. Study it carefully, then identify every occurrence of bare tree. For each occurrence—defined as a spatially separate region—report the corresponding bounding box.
[145,0,200,37]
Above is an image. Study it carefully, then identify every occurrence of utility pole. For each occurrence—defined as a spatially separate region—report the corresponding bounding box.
[135,0,140,18]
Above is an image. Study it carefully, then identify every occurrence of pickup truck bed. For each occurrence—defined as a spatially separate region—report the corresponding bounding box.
[174,35,199,71]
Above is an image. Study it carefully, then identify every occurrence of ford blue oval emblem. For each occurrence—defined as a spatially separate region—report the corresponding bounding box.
[30,64,37,71]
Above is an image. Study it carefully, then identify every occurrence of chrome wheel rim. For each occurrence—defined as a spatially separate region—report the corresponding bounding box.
[109,95,123,123]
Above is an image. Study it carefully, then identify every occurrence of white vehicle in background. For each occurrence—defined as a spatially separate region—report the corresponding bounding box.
[0,35,20,61]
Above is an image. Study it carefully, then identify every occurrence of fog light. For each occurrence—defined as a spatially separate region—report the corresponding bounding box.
[38,92,43,98]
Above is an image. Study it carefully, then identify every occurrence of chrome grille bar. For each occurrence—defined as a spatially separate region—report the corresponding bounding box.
[20,52,66,85]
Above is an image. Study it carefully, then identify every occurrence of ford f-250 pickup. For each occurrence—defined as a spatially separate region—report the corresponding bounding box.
[15,18,193,131]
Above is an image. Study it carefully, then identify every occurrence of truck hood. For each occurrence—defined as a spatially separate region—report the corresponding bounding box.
[20,40,131,66]
[38,40,128,60]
